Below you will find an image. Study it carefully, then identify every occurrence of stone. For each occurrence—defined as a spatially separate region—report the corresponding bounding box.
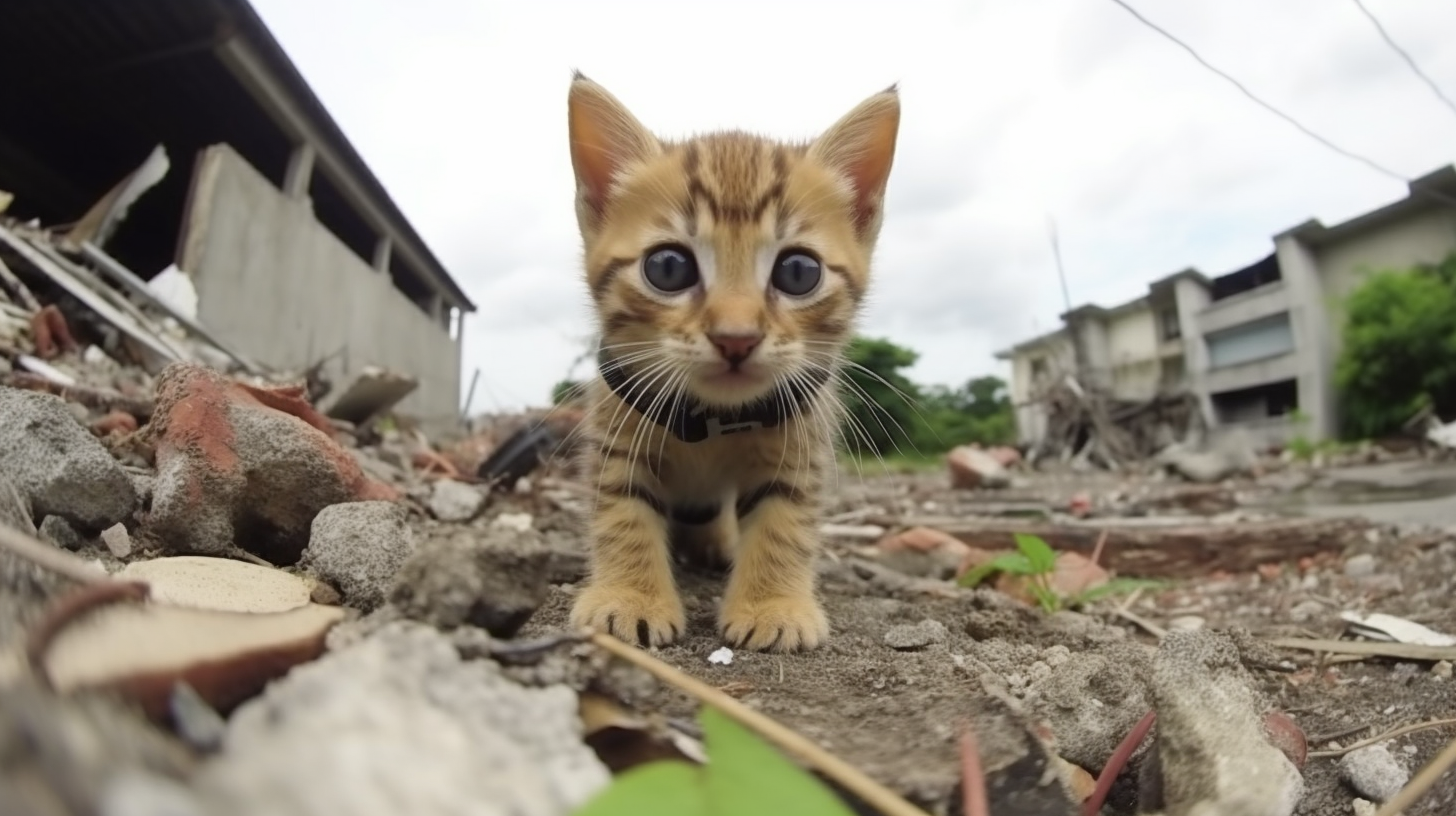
[1167,615,1206,632]
[1021,641,1154,772]
[946,445,1010,490]
[428,479,486,523]
[875,526,975,579]
[191,622,610,816]
[1139,630,1302,816]
[144,363,398,563]
[0,387,138,531]
[883,619,948,650]
[1433,660,1453,680]
[391,528,553,638]
[300,502,415,613]
[39,514,84,551]
[1339,745,1408,803]
[101,523,133,558]
[1344,553,1377,579]
[0,476,36,536]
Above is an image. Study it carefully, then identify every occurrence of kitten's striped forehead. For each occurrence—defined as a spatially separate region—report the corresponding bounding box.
[675,136,800,237]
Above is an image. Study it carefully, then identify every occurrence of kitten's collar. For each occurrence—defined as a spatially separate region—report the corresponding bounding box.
[597,353,828,443]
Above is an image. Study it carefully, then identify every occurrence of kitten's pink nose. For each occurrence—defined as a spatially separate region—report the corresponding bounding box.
[709,332,763,364]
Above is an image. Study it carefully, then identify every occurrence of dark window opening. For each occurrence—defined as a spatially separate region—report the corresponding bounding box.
[308,170,378,268]
[1210,378,1298,424]
[1210,253,1282,302]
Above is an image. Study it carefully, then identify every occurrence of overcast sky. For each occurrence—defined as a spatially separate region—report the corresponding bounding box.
[250,0,1456,413]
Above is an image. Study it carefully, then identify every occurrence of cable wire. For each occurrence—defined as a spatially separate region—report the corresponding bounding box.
[1350,0,1456,121]
[1103,0,1409,182]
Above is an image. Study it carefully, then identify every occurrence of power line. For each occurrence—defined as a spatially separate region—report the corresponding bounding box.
[1103,0,1409,183]
[1349,0,1456,121]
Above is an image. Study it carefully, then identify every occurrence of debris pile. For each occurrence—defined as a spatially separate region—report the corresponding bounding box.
[1023,374,1203,471]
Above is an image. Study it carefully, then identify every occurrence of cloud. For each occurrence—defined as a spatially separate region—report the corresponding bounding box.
[250,0,1456,408]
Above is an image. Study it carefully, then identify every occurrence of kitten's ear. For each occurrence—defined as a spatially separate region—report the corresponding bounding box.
[568,72,660,225]
[809,86,901,236]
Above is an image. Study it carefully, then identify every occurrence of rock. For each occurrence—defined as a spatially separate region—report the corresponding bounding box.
[1167,615,1206,632]
[191,622,610,816]
[144,363,398,563]
[428,479,486,522]
[883,619,948,650]
[1339,745,1408,803]
[1433,660,1453,680]
[875,526,975,579]
[101,523,133,558]
[299,502,415,612]
[0,387,138,530]
[947,445,1010,490]
[492,512,534,533]
[1140,630,1303,816]
[391,528,553,638]
[39,514,84,551]
[0,475,65,650]
[0,476,36,536]
[1021,641,1154,772]
[1344,553,1377,579]
[1352,799,1378,816]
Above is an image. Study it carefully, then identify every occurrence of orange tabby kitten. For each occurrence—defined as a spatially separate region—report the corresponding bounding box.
[565,72,899,652]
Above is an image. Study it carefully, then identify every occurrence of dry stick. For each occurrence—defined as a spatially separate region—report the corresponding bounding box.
[1375,733,1456,816]
[959,724,989,816]
[589,632,933,816]
[1268,637,1456,662]
[0,521,108,585]
[1084,709,1157,816]
[1309,718,1456,759]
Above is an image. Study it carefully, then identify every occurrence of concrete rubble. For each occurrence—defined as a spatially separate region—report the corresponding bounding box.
[2,208,1455,816]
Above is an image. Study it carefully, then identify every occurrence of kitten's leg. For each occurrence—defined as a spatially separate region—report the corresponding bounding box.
[718,479,828,652]
[570,465,685,647]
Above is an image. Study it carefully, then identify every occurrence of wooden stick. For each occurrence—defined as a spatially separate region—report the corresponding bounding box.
[1309,718,1456,759]
[589,632,932,816]
[1268,637,1456,662]
[1375,733,1456,816]
[0,520,108,585]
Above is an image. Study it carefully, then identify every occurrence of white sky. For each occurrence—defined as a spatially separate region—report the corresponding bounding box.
[249,0,1456,413]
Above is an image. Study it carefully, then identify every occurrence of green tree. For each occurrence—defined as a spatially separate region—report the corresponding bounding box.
[1335,253,1456,438]
[551,378,585,406]
[837,336,923,455]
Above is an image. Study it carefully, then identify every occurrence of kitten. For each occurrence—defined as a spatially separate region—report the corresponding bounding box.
[565,72,899,652]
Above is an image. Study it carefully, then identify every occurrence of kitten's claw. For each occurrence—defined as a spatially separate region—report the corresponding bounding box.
[571,584,685,648]
[719,594,828,653]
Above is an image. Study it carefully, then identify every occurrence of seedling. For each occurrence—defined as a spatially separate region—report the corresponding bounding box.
[957,533,1167,613]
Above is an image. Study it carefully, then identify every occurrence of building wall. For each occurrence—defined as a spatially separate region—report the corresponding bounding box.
[1104,306,1162,400]
[179,144,462,424]
[1006,332,1075,445]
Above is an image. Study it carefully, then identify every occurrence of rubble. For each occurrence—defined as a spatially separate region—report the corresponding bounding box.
[947,444,1012,489]
[300,501,416,612]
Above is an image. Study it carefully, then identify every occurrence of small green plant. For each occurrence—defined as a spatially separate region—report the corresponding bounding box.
[957,533,1169,613]
[574,705,856,816]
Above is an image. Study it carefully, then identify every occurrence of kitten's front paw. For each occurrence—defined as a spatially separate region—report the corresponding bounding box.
[719,593,829,653]
[571,583,686,648]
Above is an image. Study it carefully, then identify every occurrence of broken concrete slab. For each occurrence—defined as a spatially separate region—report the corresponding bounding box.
[428,478,486,523]
[948,445,1011,490]
[300,501,416,613]
[0,386,138,531]
[321,365,418,426]
[190,621,610,816]
[391,528,554,638]
[144,363,397,563]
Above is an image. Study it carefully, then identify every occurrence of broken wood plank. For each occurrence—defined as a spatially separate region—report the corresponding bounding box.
[0,223,184,370]
[920,516,1368,578]
[0,255,40,311]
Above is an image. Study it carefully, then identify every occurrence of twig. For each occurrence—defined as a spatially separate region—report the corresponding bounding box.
[1268,637,1456,662]
[1089,529,1108,568]
[1309,718,1456,758]
[1085,709,1157,816]
[589,632,932,816]
[1114,607,1168,640]
[0,521,109,585]
[1375,733,1456,816]
[959,723,989,816]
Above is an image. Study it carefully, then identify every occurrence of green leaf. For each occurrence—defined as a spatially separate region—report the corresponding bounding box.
[1012,533,1057,575]
[572,706,855,816]
[957,552,1033,587]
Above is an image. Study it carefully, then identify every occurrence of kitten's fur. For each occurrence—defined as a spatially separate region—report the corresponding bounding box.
[566,73,899,652]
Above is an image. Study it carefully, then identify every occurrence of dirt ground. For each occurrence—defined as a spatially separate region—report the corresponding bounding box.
[519,463,1456,816]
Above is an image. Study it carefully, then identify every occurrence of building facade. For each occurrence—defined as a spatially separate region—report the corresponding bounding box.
[998,166,1456,449]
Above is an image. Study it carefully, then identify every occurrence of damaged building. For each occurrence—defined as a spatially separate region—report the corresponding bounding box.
[998,165,1456,456]
[0,0,476,427]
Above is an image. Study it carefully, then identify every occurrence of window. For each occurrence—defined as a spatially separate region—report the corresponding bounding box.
[1158,306,1181,341]
[1205,312,1295,369]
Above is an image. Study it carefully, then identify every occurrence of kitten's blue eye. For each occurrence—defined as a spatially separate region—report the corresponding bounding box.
[771,251,822,296]
[642,245,700,293]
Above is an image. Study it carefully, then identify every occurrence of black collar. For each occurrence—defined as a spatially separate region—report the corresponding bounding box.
[597,352,829,443]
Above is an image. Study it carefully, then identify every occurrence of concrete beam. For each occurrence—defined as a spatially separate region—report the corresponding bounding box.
[282,142,315,200]
[214,35,473,313]
[372,236,392,273]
